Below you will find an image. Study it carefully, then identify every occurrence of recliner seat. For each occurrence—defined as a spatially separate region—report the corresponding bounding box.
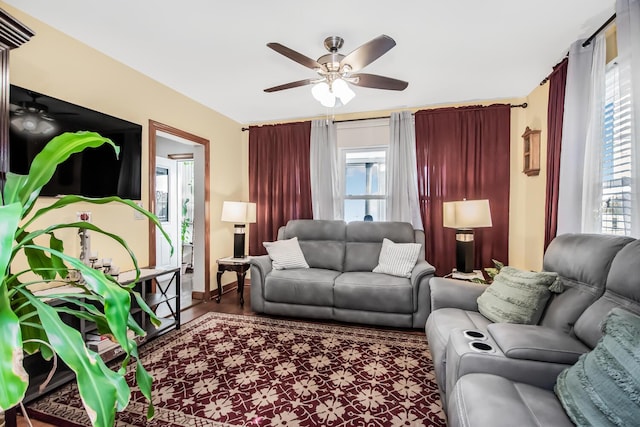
[425,233,634,402]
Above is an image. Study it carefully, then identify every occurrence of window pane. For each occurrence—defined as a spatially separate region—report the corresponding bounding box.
[345,163,367,195]
[344,150,386,196]
[601,61,632,235]
[344,199,386,222]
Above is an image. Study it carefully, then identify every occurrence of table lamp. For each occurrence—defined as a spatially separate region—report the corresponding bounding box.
[221,201,256,258]
[443,199,492,274]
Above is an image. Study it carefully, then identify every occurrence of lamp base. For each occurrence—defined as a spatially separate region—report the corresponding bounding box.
[233,224,246,258]
[455,229,474,273]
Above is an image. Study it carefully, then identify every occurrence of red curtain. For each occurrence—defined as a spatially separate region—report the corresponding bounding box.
[248,122,313,255]
[544,58,569,250]
[415,104,511,276]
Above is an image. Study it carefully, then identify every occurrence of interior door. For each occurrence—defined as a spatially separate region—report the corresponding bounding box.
[155,156,179,267]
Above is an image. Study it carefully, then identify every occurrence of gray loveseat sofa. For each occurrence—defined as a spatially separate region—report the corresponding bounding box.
[425,233,640,426]
[250,219,435,328]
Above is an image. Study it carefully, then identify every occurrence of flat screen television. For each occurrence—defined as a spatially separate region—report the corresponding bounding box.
[9,85,142,200]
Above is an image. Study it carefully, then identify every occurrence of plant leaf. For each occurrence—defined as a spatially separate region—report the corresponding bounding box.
[3,172,29,206]
[24,195,173,257]
[0,286,28,410]
[21,290,129,427]
[0,203,28,410]
[19,132,118,215]
[14,296,51,358]
[26,246,133,352]
[131,343,154,419]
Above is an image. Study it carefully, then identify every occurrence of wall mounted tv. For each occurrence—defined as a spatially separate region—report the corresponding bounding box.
[9,84,142,200]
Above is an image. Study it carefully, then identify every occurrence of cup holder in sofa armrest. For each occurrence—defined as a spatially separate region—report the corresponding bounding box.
[486,323,590,365]
[468,341,495,353]
[463,330,487,341]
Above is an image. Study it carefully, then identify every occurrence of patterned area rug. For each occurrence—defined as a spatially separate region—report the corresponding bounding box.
[27,313,446,426]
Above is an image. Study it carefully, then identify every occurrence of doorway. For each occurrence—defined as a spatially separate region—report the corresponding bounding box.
[148,120,211,303]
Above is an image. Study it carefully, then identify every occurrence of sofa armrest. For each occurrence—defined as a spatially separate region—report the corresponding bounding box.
[249,255,272,312]
[249,255,272,278]
[411,260,436,285]
[410,261,436,328]
[487,323,589,365]
[430,277,487,312]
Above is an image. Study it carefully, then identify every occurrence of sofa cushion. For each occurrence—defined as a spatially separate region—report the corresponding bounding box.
[263,237,309,270]
[540,233,634,334]
[573,239,640,348]
[264,268,339,306]
[344,221,416,272]
[282,220,346,271]
[448,374,574,427]
[555,308,640,427]
[477,267,559,324]
[372,238,421,278]
[334,272,413,313]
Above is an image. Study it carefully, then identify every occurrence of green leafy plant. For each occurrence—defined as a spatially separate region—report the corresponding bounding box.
[0,132,171,426]
[471,259,504,284]
[180,197,191,244]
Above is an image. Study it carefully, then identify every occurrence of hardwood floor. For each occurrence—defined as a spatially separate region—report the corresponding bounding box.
[16,284,253,427]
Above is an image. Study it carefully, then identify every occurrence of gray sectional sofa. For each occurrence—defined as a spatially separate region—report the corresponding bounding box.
[249,219,435,328]
[425,233,640,426]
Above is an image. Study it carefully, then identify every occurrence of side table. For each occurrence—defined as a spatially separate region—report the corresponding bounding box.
[447,269,487,282]
[216,257,251,305]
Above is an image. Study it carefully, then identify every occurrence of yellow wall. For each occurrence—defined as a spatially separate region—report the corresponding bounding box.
[509,85,549,271]
[3,3,248,288]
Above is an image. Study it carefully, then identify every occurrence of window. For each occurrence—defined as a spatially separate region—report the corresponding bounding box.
[601,60,633,235]
[342,148,387,222]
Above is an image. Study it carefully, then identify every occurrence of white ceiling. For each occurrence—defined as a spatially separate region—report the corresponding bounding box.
[5,0,615,125]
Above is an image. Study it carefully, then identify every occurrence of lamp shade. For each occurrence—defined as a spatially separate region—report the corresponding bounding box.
[443,199,492,229]
[221,201,256,224]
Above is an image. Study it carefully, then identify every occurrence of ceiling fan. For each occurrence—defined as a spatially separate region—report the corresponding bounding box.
[10,92,58,135]
[264,34,408,107]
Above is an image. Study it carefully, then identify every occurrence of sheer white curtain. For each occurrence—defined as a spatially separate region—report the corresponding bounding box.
[387,111,423,229]
[310,119,341,220]
[617,0,640,236]
[581,34,607,233]
[557,40,597,234]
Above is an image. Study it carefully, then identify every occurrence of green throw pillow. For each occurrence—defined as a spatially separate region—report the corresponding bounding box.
[555,308,640,427]
[477,266,560,324]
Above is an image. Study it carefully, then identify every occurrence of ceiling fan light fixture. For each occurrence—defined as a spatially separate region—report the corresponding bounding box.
[332,78,355,105]
[11,115,57,135]
[311,81,336,107]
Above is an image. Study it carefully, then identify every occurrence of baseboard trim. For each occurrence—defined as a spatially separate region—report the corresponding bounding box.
[192,279,251,302]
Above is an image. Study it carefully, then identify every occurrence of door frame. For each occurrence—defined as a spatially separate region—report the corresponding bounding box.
[148,120,211,301]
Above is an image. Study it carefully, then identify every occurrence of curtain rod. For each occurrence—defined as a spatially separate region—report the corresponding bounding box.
[241,103,528,131]
[582,13,616,47]
[540,13,616,86]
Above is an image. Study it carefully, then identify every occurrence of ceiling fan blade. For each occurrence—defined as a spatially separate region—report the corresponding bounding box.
[264,79,315,93]
[267,42,323,70]
[351,73,408,91]
[340,35,396,72]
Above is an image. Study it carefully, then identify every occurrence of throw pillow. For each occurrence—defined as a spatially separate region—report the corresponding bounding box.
[372,238,421,278]
[263,237,309,270]
[477,266,559,324]
[555,308,640,427]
